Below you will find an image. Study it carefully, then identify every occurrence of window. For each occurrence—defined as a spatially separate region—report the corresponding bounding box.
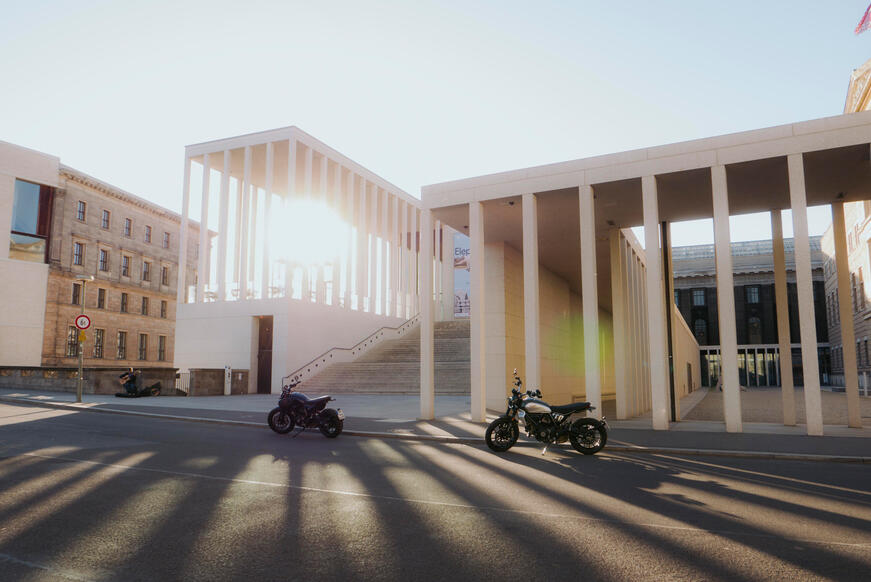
[124,218,132,237]
[66,326,79,357]
[99,249,109,271]
[141,296,149,316]
[865,340,869,369]
[9,179,52,263]
[746,286,760,304]
[163,232,170,248]
[161,265,169,286]
[160,300,167,319]
[102,210,110,229]
[692,289,705,306]
[120,292,128,313]
[97,288,106,309]
[77,200,86,221]
[860,268,865,311]
[73,242,84,266]
[693,319,707,343]
[142,261,151,281]
[674,290,679,305]
[138,333,148,360]
[145,226,152,243]
[94,329,104,359]
[158,335,166,361]
[72,283,82,306]
[852,273,857,311]
[117,331,127,359]
[121,255,130,277]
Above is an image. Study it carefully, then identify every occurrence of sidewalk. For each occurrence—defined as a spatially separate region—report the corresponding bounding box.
[1,389,869,462]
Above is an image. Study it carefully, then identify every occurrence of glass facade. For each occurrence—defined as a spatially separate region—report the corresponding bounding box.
[9,179,51,263]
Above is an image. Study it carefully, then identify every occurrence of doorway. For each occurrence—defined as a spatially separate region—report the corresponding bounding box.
[257,316,273,394]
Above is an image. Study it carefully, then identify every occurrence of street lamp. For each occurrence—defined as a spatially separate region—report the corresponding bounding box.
[74,274,94,403]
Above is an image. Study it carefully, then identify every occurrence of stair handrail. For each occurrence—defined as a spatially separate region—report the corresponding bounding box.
[281,313,421,387]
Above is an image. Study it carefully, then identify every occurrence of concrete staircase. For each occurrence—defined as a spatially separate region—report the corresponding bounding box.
[299,320,470,394]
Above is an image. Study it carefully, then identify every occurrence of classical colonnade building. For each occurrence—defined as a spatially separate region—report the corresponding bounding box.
[175,111,871,435]
[174,127,454,394]
[420,111,871,435]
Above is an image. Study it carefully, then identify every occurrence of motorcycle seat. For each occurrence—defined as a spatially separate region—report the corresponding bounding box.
[301,395,332,406]
[550,402,592,414]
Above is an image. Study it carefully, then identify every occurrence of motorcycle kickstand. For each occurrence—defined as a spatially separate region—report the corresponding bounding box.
[291,426,305,438]
[541,445,548,456]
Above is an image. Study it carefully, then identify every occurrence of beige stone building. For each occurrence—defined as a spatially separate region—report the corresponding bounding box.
[1,139,200,370]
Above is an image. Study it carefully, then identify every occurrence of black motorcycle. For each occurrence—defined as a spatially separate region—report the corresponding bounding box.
[485,370,608,455]
[267,379,344,438]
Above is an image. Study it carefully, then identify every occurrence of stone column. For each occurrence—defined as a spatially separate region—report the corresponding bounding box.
[610,230,628,419]
[315,154,328,304]
[642,175,670,430]
[262,143,273,299]
[410,208,419,314]
[343,169,353,309]
[434,219,442,320]
[177,156,192,304]
[400,199,409,317]
[286,138,298,299]
[217,150,231,302]
[358,179,368,310]
[381,189,389,316]
[392,195,400,317]
[579,185,601,413]
[522,192,541,388]
[470,201,486,421]
[711,165,742,433]
[370,186,380,312]
[239,146,251,301]
[420,208,435,420]
[771,210,796,425]
[196,153,211,303]
[832,202,862,427]
[234,176,242,290]
[788,154,824,436]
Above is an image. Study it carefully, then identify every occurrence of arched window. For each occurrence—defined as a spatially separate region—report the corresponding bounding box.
[693,319,707,344]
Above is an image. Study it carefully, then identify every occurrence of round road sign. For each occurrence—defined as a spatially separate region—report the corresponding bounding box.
[75,315,91,330]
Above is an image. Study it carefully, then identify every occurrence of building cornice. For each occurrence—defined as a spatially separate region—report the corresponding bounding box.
[60,164,201,230]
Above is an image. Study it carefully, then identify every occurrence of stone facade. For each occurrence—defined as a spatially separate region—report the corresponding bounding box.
[40,166,200,368]
[821,201,871,384]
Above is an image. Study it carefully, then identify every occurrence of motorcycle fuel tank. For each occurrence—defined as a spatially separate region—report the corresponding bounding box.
[522,398,551,413]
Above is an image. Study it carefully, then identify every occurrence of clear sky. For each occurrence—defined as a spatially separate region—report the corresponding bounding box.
[2,1,870,245]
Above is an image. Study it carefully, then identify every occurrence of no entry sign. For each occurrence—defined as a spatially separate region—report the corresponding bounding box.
[75,315,91,330]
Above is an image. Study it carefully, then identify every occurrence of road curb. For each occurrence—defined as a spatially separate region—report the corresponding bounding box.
[2,396,869,463]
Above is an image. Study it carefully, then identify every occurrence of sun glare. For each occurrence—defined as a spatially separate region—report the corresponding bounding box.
[272,199,349,265]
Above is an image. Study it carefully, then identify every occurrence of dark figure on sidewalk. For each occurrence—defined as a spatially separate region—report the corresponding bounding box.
[119,368,137,395]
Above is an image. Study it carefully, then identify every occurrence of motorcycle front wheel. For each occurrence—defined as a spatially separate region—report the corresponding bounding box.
[569,418,607,455]
[485,417,519,452]
[268,407,295,434]
[319,409,343,438]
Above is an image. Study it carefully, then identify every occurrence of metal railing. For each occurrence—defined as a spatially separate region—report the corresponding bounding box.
[281,313,421,388]
[175,371,191,396]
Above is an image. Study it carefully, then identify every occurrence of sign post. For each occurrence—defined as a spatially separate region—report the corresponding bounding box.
[74,276,94,403]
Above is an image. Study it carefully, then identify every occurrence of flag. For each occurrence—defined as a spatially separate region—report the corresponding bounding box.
[856,3,871,34]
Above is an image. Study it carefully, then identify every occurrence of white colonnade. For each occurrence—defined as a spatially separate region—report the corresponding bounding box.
[178,130,437,321]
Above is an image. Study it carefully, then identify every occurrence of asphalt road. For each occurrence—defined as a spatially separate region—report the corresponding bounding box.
[1,402,869,582]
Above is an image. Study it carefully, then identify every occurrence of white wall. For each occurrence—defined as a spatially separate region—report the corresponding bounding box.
[0,142,57,363]
[175,297,406,393]
[0,258,48,365]
[484,242,616,409]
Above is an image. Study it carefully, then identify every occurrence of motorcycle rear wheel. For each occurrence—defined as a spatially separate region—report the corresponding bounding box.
[485,417,519,452]
[569,418,607,455]
[268,407,295,434]
[319,409,343,438]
